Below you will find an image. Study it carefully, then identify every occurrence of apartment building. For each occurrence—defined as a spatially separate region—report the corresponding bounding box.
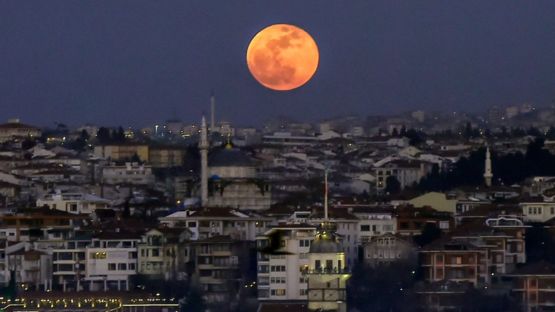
[7,248,52,291]
[363,233,417,267]
[0,119,41,143]
[101,162,155,185]
[190,236,253,307]
[159,207,271,241]
[350,206,397,243]
[420,239,488,286]
[0,208,87,242]
[374,159,434,193]
[137,228,191,280]
[148,146,185,168]
[52,232,139,292]
[36,190,111,214]
[93,144,149,162]
[508,261,555,312]
[520,199,555,223]
[256,224,316,302]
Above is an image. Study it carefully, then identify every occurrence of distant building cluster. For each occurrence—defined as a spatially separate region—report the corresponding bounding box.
[1,104,555,311]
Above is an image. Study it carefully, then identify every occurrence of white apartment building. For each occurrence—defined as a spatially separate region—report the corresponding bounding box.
[520,200,555,223]
[52,234,139,292]
[85,234,139,291]
[159,207,271,241]
[101,162,155,185]
[257,224,316,302]
[351,207,397,243]
[36,191,111,214]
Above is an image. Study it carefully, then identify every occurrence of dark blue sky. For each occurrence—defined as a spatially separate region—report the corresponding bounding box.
[1,1,555,127]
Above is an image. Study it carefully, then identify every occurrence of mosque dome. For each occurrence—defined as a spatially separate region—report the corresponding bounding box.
[309,222,342,254]
[208,147,254,168]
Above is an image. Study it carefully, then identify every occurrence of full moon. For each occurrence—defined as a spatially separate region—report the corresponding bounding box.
[246,24,319,91]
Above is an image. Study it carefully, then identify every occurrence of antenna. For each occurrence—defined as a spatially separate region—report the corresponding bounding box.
[210,91,215,134]
[324,169,328,220]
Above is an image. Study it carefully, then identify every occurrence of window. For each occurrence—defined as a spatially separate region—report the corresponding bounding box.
[152,249,160,257]
[108,263,116,271]
[455,256,462,265]
[315,260,321,270]
[299,240,310,247]
[270,277,286,284]
[271,289,286,296]
[439,221,450,230]
[118,263,127,270]
[90,252,106,259]
[300,289,307,296]
[360,225,370,232]
[129,263,136,270]
[188,221,197,227]
[270,265,285,272]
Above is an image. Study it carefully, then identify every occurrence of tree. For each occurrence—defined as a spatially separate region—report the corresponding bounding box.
[180,288,206,312]
[400,125,407,137]
[114,126,126,143]
[385,176,401,194]
[21,138,36,150]
[391,127,399,137]
[405,128,425,146]
[414,223,442,247]
[97,127,111,144]
[348,261,418,312]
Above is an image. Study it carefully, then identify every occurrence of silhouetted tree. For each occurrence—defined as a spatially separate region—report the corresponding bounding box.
[21,138,36,150]
[114,126,126,143]
[405,128,425,146]
[180,288,206,312]
[414,223,442,247]
[385,176,401,194]
[348,261,418,312]
[391,127,399,137]
[97,127,111,144]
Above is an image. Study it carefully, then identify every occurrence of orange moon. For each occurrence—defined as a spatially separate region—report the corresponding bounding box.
[246,24,319,91]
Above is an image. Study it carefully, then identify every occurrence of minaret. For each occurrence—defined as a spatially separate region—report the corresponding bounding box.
[484,146,493,187]
[210,92,216,134]
[199,116,209,205]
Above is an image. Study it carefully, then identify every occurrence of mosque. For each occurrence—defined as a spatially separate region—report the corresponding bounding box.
[197,116,272,210]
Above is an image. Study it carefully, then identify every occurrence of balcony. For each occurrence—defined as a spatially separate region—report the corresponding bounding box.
[302,267,350,275]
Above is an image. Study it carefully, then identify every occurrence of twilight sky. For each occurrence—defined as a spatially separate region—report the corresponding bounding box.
[1,0,555,127]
